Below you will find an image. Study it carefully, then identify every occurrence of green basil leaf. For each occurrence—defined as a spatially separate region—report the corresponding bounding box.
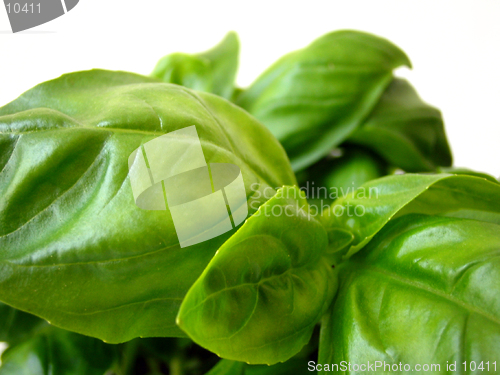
[438,167,499,184]
[0,303,47,346]
[152,32,239,99]
[319,214,500,370]
[0,325,116,375]
[0,70,296,343]
[305,147,387,208]
[320,173,500,260]
[237,30,411,171]
[177,186,337,365]
[347,78,452,171]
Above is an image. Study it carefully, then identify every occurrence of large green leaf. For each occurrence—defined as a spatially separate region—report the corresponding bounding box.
[0,70,296,343]
[0,325,116,375]
[320,173,500,260]
[152,32,239,99]
[177,186,337,365]
[319,214,500,372]
[347,78,452,171]
[237,30,411,171]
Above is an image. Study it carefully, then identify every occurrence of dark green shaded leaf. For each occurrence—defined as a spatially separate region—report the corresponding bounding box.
[0,70,296,343]
[152,32,239,99]
[206,360,245,375]
[319,214,500,372]
[348,78,452,171]
[237,30,410,171]
[206,357,316,375]
[0,325,116,375]
[177,186,337,364]
[0,303,47,345]
[246,358,316,375]
[305,147,387,208]
[120,337,219,375]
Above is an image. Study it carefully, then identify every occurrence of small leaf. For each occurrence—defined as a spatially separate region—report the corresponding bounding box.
[319,214,500,370]
[238,30,410,171]
[152,32,239,99]
[348,78,452,171]
[177,186,337,365]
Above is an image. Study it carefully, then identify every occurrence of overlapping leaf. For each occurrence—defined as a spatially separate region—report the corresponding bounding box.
[0,70,296,343]
[237,30,411,171]
[320,173,500,260]
[152,32,239,99]
[177,186,337,365]
[347,78,452,171]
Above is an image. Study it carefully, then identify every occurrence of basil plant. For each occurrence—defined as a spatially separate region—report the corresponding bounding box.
[0,30,498,375]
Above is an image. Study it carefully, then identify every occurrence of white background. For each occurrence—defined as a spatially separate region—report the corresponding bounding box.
[0,0,499,177]
[0,0,499,361]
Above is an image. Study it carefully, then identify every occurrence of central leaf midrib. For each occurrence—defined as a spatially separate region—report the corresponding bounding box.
[181,235,321,319]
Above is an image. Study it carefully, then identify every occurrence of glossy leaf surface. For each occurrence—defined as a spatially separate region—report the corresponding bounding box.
[320,173,500,260]
[319,214,500,372]
[177,187,337,365]
[0,70,296,343]
[152,32,239,99]
[237,30,410,171]
[348,78,452,171]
